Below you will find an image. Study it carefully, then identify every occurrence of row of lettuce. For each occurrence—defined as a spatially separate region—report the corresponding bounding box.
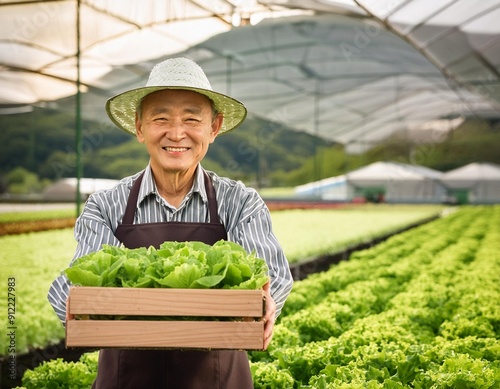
[14,205,500,388]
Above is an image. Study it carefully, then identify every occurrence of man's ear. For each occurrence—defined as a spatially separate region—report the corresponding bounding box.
[210,113,223,143]
[135,112,145,143]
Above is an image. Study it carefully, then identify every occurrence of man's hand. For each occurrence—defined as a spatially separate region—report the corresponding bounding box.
[262,280,276,349]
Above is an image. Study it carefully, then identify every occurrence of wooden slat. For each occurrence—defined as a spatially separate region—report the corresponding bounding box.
[68,287,264,317]
[66,320,264,350]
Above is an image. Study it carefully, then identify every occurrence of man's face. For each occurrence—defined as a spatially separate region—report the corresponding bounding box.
[135,89,222,177]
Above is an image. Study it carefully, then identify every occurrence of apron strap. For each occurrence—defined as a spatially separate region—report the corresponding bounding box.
[203,171,219,225]
[121,172,144,225]
[121,170,220,225]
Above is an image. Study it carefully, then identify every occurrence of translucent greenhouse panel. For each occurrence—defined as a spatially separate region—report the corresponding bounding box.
[0,72,78,104]
[388,0,456,35]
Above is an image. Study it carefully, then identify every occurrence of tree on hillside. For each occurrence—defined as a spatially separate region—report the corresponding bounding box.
[6,167,49,194]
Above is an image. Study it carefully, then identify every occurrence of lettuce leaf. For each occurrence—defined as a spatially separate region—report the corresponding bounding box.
[64,240,269,290]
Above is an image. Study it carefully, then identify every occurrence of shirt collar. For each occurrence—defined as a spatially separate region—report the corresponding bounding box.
[137,164,208,207]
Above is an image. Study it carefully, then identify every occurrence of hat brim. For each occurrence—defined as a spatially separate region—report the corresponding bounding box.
[106,86,247,136]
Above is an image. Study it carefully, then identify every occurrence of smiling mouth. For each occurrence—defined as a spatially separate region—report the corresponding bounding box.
[162,147,189,152]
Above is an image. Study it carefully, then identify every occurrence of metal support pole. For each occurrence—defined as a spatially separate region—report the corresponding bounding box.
[75,0,82,216]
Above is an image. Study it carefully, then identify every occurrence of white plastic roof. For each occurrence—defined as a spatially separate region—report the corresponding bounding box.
[295,174,347,196]
[441,162,500,187]
[0,0,305,108]
[346,161,443,185]
[177,13,499,152]
[1,0,499,152]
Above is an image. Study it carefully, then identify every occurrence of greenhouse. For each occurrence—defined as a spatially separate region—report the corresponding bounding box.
[295,161,500,204]
[295,161,447,203]
[441,162,500,204]
[43,177,119,201]
[1,0,499,151]
[1,1,500,388]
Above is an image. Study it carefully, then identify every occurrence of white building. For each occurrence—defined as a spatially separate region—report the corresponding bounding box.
[294,175,352,201]
[441,163,500,204]
[346,161,445,203]
[44,178,119,201]
[294,161,446,203]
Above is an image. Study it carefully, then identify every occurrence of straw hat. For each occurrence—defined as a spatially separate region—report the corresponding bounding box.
[106,57,247,136]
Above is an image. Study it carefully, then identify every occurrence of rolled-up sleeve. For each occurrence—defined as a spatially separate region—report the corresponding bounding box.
[232,206,293,318]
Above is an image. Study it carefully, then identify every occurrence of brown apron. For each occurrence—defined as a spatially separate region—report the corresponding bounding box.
[91,171,254,389]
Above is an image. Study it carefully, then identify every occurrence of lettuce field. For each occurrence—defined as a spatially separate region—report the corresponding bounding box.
[0,229,76,355]
[250,205,500,388]
[0,204,442,358]
[272,205,443,263]
[4,205,500,388]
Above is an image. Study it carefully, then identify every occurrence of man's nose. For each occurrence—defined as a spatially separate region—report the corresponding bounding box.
[165,120,185,140]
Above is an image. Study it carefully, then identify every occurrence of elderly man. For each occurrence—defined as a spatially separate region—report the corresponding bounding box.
[48,57,293,388]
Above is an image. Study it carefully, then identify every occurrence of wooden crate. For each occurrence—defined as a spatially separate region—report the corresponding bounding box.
[66,287,265,350]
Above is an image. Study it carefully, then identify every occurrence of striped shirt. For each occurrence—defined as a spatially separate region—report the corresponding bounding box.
[47,164,293,324]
